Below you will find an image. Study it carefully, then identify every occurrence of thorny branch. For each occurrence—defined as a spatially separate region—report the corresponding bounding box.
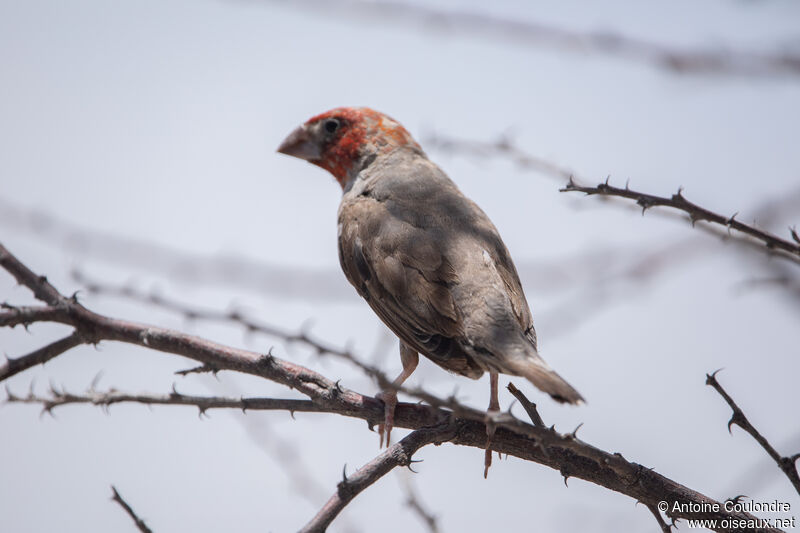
[111,486,153,533]
[561,178,800,265]
[298,425,457,533]
[69,268,358,363]
[5,385,330,418]
[0,331,86,382]
[267,0,800,79]
[706,370,800,496]
[0,242,788,532]
[428,133,800,271]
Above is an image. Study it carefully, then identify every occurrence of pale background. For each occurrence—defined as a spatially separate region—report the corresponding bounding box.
[1,1,799,532]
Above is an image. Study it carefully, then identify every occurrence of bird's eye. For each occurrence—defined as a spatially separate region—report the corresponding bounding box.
[324,119,340,134]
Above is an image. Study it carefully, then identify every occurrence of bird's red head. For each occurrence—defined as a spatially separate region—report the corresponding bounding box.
[277,107,421,188]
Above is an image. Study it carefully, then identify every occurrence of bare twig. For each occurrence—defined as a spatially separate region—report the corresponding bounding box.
[400,475,440,533]
[506,382,544,427]
[111,486,153,533]
[706,370,800,496]
[70,268,357,362]
[5,385,330,418]
[0,303,67,328]
[299,424,456,533]
[425,133,573,182]
[0,197,350,302]
[0,243,786,532]
[647,503,673,533]
[561,178,800,264]
[261,0,800,79]
[0,331,86,382]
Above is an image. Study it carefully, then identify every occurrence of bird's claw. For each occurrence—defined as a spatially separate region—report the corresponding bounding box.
[484,408,501,478]
[376,390,398,448]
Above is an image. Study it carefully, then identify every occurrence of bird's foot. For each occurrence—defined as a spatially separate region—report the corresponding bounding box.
[376,390,398,448]
[484,408,501,478]
[483,409,513,477]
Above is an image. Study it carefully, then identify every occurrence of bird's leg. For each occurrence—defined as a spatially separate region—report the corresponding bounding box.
[484,371,500,478]
[377,342,419,448]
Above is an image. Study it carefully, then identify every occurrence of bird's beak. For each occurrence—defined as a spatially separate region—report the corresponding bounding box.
[277,125,321,162]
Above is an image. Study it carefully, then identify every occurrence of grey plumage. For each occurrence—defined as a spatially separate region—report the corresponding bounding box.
[337,147,584,404]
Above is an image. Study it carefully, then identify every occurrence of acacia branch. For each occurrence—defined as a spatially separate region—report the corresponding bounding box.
[507,382,544,427]
[299,425,456,533]
[706,370,800,496]
[70,269,358,363]
[0,303,66,328]
[5,385,330,418]
[0,242,787,532]
[269,0,800,79]
[0,331,86,382]
[561,178,800,264]
[111,486,153,533]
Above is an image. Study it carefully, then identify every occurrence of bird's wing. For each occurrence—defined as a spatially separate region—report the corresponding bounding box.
[338,192,484,379]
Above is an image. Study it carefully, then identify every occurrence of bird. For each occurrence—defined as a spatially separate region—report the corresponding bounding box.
[277,107,583,476]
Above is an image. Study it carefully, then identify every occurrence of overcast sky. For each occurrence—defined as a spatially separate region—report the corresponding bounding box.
[1,1,799,532]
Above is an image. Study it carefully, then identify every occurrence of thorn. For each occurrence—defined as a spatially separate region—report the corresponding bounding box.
[625,178,630,190]
[88,371,104,392]
[705,368,723,385]
[560,467,570,487]
[790,226,800,245]
[604,175,611,186]
[289,410,295,420]
[567,422,584,440]
[5,384,17,402]
[333,380,343,393]
[727,415,739,434]
[637,198,652,216]
[341,464,348,484]
[406,458,423,474]
[726,494,748,505]
[505,398,517,415]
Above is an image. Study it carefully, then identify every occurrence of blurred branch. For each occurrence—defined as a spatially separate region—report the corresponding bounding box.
[298,425,456,533]
[561,178,800,265]
[71,268,357,361]
[111,486,153,533]
[262,0,800,79]
[706,370,800,496]
[0,242,786,532]
[0,197,350,302]
[400,474,440,533]
[425,133,573,182]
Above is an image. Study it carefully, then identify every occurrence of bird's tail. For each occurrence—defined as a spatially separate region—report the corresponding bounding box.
[505,355,584,405]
